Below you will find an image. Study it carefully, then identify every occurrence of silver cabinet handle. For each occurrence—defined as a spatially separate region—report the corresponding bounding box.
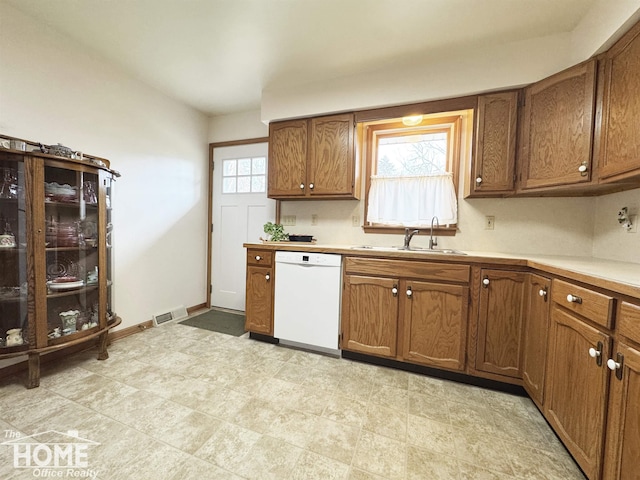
[567,294,582,304]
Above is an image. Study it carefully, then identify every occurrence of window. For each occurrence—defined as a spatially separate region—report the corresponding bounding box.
[222,156,266,194]
[361,110,472,232]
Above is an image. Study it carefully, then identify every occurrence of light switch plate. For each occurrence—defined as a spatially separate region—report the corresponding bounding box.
[282,215,296,226]
[485,216,495,230]
[311,214,318,226]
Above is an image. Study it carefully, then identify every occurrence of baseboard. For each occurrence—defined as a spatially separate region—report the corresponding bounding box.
[0,302,206,382]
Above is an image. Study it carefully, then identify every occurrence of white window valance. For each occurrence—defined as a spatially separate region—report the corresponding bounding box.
[366,174,458,227]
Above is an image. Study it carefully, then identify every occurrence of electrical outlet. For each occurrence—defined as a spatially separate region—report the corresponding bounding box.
[311,214,318,226]
[485,216,495,230]
[628,215,638,233]
[282,215,296,226]
[352,215,360,227]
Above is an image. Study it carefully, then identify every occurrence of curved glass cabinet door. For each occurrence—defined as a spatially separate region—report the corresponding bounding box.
[44,164,101,344]
[0,152,29,352]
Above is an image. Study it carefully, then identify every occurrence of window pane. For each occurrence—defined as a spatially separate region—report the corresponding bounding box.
[237,176,251,193]
[237,158,251,176]
[223,159,236,176]
[222,177,236,193]
[251,175,265,192]
[252,157,266,175]
[377,132,447,176]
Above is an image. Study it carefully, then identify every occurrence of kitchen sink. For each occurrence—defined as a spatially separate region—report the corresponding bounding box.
[350,246,466,255]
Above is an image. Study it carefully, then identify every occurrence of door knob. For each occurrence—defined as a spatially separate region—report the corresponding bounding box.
[588,341,603,366]
[309,183,314,190]
[265,274,270,281]
[475,177,483,184]
[255,255,261,261]
[482,277,490,288]
[391,285,398,297]
[607,353,624,380]
[406,286,413,298]
[299,183,305,190]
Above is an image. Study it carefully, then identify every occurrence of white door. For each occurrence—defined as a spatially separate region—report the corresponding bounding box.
[211,142,275,311]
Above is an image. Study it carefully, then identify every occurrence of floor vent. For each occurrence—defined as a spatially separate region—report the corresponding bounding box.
[152,305,188,326]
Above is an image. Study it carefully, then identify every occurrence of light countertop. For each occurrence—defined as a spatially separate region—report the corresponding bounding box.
[245,242,640,299]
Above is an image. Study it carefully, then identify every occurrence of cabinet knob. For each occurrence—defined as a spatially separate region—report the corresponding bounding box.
[538,288,547,297]
[300,183,305,190]
[309,183,314,190]
[406,289,413,298]
[589,341,604,366]
[391,285,398,297]
[607,353,624,380]
[482,277,490,287]
[607,358,620,371]
[255,255,261,261]
[265,274,270,281]
[566,294,582,304]
[475,177,483,184]
[578,163,588,174]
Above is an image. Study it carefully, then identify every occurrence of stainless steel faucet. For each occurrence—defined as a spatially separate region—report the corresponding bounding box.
[403,228,420,250]
[429,216,440,249]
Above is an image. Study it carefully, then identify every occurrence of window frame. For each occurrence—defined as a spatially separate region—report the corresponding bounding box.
[361,113,465,235]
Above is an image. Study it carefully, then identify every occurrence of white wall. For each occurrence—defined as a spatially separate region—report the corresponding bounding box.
[0,4,210,334]
[208,110,268,143]
[592,188,640,263]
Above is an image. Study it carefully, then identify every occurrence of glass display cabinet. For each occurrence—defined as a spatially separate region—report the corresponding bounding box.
[0,137,120,388]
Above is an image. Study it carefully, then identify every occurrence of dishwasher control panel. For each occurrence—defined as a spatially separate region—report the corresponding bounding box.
[275,251,342,267]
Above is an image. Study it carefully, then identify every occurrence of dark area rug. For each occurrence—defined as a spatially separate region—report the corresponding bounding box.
[179,309,246,336]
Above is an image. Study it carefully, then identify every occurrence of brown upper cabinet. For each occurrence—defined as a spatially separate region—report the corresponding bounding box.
[268,113,359,199]
[519,60,597,191]
[597,20,640,183]
[466,91,518,197]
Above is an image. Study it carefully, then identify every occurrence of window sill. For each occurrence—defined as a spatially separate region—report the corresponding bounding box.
[362,225,457,236]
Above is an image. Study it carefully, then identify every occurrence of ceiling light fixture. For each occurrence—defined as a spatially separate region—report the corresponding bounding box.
[402,115,423,126]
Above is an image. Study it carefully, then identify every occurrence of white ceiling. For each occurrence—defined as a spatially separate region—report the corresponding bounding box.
[2,0,620,117]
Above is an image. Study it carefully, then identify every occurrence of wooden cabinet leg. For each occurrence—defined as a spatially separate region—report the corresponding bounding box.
[97,332,109,361]
[27,353,40,389]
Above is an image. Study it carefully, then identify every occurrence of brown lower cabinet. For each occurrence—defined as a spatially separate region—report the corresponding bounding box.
[341,257,469,371]
[475,269,527,378]
[521,273,551,408]
[603,302,640,480]
[244,249,274,335]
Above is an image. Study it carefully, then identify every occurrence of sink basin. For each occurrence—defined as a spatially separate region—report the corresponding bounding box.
[350,246,466,255]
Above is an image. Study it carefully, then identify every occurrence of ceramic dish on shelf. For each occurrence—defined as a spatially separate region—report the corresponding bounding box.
[47,280,84,291]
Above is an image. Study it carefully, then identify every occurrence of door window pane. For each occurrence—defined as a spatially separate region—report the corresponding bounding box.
[221,156,266,194]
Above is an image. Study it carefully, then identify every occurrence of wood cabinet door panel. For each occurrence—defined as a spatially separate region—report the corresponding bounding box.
[245,266,273,335]
[521,60,596,189]
[402,280,468,371]
[522,274,551,407]
[546,307,610,479]
[471,91,517,195]
[476,270,526,377]
[268,120,308,197]
[603,342,640,480]
[342,274,399,358]
[599,21,640,181]
[309,114,355,196]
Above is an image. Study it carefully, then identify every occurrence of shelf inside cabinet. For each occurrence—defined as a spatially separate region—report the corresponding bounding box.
[46,284,98,299]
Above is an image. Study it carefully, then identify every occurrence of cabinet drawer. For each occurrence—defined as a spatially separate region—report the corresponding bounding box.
[618,302,640,345]
[344,257,469,283]
[247,249,274,267]
[551,279,614,328]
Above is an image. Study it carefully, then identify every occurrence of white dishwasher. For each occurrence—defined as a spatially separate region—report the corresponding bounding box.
[273,251,342,355]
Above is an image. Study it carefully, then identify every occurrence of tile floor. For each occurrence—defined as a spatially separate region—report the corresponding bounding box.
[0,320,587,480]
